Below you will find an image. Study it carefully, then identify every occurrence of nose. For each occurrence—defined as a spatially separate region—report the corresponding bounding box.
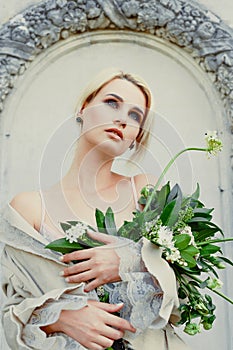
[113,118,127,129]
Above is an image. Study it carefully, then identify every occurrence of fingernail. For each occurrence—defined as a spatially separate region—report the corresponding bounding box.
[59,256,64,262]
[116,302,124,307]
[59,271,64,276]
[65,277,70,283]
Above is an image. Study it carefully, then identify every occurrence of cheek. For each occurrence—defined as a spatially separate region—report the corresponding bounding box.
[126,124,140,141]
[82,106,109,130]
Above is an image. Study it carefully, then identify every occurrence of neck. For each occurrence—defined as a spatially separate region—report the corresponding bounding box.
[62,138,119,193]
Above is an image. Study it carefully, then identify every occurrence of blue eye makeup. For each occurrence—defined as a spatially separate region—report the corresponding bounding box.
[129,110,142,124]
[103,93,144,124]
[104,98,119,109]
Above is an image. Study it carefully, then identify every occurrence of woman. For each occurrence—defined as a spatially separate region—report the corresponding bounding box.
[0,70,191,350]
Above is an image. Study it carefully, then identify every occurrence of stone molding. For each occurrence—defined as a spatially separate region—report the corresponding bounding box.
[0,0,233,130]
[0,0,233,131]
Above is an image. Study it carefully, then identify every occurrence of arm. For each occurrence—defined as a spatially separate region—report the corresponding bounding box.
[1,243,135,350]
[1,199,136,350]
[41,301,135,350]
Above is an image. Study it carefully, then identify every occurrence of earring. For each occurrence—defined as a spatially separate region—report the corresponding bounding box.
[129,141,135,150]
[76,114,83,125]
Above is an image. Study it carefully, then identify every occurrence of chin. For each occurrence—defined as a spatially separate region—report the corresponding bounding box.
[98,141,128,158]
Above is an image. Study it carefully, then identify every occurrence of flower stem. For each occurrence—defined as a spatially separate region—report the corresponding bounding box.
[143,147,208,212]
[184,273,233,304]
[197,238,233,246]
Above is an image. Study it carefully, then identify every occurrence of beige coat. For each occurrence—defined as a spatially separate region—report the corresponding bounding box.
[0,204,191,350]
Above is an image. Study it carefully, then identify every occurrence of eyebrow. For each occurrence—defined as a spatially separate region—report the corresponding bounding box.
[105,93,145,117]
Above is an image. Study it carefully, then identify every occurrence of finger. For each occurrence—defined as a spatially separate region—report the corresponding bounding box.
[65,270,95,284]
[62,260,90,277]
[101,325,124,341]
[87,230,117,244]
[61,249,93,263]
[87,342,106,350]
[89,301,124,313]
[91,334,114,349]
[84,278,101,292]
[106,313,136,333]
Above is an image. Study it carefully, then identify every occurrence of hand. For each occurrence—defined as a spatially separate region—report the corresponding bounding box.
[61,231,121,292]
[42,300,136,350]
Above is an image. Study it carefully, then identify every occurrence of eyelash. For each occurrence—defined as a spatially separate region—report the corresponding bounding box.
[104,98,142,124]
[104,98,119,109]
[129,111,141,124]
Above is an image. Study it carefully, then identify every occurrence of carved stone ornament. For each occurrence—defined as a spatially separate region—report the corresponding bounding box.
[0,0,233,135]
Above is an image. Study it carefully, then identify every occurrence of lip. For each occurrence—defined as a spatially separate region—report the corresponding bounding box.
[105,128,123,140]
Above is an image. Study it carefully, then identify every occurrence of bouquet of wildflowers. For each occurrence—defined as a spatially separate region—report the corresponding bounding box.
[46,131,233,335]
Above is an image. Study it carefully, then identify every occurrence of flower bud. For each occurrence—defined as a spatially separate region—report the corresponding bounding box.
[207,277,223,290]
[216,262,226,269]
[203,322,213,330]
[184,322,201,335]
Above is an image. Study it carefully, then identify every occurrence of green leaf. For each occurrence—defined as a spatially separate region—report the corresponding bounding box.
[60,222,71,232]
[184,245,200,256]
[156,182,170,209]
[143,210,158,222]
[192,208,213,220]
[95,208,106,233]
[160,184,182,227]
[218,256,233,267]
[174,234,191,250]
[160,199,175,224]
[166,183,181,203]
[200,244,221,256]
[189,219,223,235]
[180,251,197,267]
[77,233,104,248]
[138,197,146,205]
[105,207,117,236]
[45,238,85,254]
[188,217,209,223]
[194,227,219,242]
[193,208,213,215]
[191,183,200,201]
[167,199,182,227]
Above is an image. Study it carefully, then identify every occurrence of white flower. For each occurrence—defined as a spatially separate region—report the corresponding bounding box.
[145,221,154,232]
[145,218,158,232]
[165,247,181,263]
[65,222,89,243]
[178,225,196,246]
[157,226,174,248]
[205,130,223,157]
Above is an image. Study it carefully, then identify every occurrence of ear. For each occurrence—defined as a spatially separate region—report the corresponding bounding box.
[80,101,88,111]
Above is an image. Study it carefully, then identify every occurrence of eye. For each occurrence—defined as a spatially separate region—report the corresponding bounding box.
[129,110,142,124]
[104,98,119,109]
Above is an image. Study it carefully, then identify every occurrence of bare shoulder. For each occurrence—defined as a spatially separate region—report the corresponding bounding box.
[133,173,157,190]
[10,191,42,229]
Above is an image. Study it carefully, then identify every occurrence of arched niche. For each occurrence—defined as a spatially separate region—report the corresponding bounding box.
[0,1,232,349]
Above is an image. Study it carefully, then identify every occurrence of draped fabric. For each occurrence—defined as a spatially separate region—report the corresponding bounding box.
[0,204,191,350]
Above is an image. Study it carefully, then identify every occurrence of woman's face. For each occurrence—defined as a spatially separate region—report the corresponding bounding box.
[80,78,146,157]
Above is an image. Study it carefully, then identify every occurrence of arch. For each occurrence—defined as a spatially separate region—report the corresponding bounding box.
[0,1,232,349]
[0,0,232,126]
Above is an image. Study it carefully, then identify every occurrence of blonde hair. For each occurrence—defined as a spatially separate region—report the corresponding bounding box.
[75,68,154,159]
